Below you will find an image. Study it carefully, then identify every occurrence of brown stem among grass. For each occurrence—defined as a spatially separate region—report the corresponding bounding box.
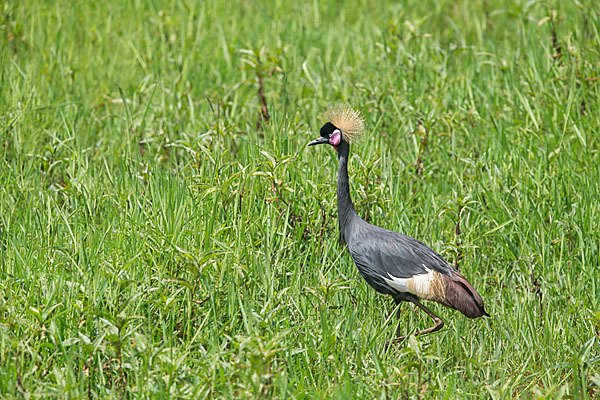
[256,59,270,130]
[550,11,562,59]
[414,123,428,177]
[530,270,543,318]
[270,178,301,229]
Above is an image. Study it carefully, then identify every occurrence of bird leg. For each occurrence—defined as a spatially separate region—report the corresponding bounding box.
[386,299,444,348]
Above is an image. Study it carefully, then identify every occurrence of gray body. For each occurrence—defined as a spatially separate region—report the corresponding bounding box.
[345,217,452,296]
[334,140,487,318]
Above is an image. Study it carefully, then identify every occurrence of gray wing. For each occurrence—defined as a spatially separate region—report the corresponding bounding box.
[347,225,454,295]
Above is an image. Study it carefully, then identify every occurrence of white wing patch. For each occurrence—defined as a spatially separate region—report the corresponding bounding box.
[383,266,435,297]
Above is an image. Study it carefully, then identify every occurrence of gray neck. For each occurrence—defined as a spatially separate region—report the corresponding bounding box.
[337,141,358,244]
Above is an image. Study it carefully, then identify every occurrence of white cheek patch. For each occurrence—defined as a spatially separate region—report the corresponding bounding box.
[383,267,434,296]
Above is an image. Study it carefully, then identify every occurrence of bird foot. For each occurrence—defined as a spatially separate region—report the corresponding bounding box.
[384,335,409,350]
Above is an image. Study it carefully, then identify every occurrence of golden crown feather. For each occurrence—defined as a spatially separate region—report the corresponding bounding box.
[324,105,365,142]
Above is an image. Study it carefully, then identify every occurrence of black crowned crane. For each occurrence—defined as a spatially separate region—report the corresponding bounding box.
[308,105,488,346]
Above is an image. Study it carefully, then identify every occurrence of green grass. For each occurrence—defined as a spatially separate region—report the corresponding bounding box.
[1,0,600,398]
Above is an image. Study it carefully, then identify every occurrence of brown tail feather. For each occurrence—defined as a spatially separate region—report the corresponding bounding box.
[441,272,488,319]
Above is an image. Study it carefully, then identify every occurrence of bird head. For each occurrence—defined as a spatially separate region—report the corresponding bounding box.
[308,105,364,152]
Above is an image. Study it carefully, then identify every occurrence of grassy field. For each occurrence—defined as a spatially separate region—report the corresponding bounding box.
[2,0,600,398]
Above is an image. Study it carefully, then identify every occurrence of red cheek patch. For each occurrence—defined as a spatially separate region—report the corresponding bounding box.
[329,132,341,146]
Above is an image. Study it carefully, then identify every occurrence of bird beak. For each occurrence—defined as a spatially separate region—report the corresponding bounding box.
[307,137,329,146]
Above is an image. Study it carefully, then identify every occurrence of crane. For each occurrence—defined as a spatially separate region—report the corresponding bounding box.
[308,105,488,346]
